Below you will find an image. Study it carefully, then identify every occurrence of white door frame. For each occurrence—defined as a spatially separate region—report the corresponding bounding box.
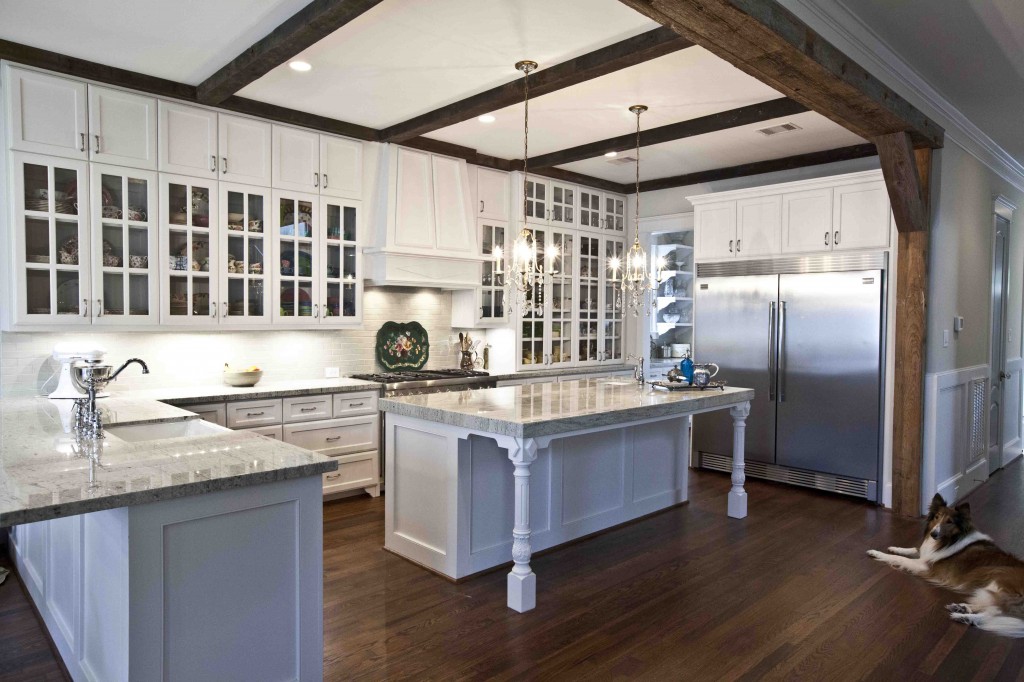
[990,195,1020,473]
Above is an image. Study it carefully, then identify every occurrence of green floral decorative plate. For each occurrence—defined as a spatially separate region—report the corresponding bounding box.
[375,321,429,370]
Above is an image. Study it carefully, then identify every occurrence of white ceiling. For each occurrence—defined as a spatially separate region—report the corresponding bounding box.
[0,0,312,84]
[833,0,1024,165]
[238,0,659,128]
[561,110,865,183]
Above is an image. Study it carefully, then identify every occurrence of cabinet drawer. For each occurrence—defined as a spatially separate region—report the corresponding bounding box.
[283,395,332,423]
[187,402,226,427]
[283,415,379,457]
[225,399,283,428]
[332,391,378,417]
[239,425,283,440]
[323,453,377,493]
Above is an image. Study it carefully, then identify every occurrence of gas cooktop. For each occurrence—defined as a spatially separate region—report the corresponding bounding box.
[351,369,494,394]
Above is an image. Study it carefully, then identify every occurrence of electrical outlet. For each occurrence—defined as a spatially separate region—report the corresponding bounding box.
[943,330,950,348]
[324,367,340,378]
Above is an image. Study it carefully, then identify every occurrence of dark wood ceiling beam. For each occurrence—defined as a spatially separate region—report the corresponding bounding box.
[528,97,808,169]
[616,0,943,149]
[220,96,378,141]
[197,0,386,105]
[635,143,877,193]
[379,27,694,143]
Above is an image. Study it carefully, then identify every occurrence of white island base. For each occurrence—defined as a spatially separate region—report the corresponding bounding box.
[9,476,325,681]
[383,383,752,613]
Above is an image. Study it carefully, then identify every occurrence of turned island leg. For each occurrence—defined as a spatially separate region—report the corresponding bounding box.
[508,438,538,612]
[728,402,751,519]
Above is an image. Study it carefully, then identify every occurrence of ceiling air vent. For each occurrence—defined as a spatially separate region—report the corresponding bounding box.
[606,155,638,165]
[757,122,802,136]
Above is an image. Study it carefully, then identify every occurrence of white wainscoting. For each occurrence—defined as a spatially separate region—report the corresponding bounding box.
[922,364,988,514]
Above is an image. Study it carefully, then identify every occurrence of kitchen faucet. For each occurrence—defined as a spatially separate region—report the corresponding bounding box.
[626,354,645,386]
[73,358,150,440]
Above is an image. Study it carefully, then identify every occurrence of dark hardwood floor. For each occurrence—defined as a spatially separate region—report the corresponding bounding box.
[5,460,1024,681]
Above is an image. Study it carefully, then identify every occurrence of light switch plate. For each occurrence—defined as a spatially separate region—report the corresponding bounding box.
[324,367,340,378]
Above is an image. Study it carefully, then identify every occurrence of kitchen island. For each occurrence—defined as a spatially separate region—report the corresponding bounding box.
[380,378,753,612]
[0,396,337,681]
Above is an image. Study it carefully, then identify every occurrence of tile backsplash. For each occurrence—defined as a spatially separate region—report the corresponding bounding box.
[0,287,467,397]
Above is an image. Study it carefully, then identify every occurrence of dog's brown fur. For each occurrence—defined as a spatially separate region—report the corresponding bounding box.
[867,494,1024,637]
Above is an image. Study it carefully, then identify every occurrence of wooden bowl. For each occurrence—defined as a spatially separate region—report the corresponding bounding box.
[223,370,263,387]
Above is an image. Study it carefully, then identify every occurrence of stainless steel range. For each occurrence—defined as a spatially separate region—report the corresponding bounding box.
[351,369,496,397]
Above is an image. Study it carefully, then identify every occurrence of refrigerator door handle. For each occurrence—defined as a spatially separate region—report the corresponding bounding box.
[778,301,787,402]
[768,301,777,401]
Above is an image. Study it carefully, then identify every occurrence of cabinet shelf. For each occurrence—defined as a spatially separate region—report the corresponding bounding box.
[656,322,692,333]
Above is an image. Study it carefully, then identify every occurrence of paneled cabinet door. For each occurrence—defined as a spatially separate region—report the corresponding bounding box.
[694,201,736,260]
[272,125,319,193]
[781,188,833,254]
[319,197,361,324]
[6,67,88,160]
[601,238,625,362]
[548,181,577,228]
[91,165,159,325]
[320,135,363,200]
[87,86,157,170]
[576,233,603,366]
[546,229,575,367]
[393,147,435,249]
[477,167,509,221]
[159,173,219,325]
[218,115,272,186]
[603,193,626,232]
[158,102,218,178]
[219,183,270,325]
[832,181,891,251]
[272,190,320,324]
[12,153,92,325]
[432,154,475,254]
[735,195,781,257]
[579,189,602,230]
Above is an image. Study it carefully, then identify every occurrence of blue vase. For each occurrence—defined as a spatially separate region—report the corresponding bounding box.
[680,353,694,385]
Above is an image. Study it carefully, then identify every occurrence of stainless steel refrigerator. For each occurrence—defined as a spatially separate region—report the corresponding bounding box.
[693,253,886,501]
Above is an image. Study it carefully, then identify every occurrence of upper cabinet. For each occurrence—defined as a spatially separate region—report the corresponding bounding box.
[218,114,272,186]
[272,125,363,199]
[603,193,626,233]
[88,86,158,170]
[6,66,88,160]
[431,154,474,253]
[320,135,363,199]
[159,101,218,178]
[691,171,892,261]
[476,167,509,221]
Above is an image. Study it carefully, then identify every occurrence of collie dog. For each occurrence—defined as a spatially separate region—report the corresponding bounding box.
[867,494,1024,637]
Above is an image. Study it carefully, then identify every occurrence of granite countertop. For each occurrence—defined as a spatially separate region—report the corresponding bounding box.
[0,397,337,527]
[379,378,754,438]
[130,377,381,406]
[487,364,629,382]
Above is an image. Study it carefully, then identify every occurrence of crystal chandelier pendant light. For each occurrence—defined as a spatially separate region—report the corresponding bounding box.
[611,104,665,315]
[494,60,558,317]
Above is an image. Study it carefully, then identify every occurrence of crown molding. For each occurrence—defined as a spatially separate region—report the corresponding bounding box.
[783,0,1024,192]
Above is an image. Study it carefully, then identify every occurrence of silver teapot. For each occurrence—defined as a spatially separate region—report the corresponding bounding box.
[692,363,720,387]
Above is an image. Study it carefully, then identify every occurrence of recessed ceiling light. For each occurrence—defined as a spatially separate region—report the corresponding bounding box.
[478,114,496,123]
[289,60,312,72]
[605,151,618,158]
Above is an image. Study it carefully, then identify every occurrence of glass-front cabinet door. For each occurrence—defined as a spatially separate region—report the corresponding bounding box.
[273,191,318,323]
[219,183,269,325]
[519,227,546,368]
[549,181,576,228]
[604,193,626,232]
[546,229,574,366]
[159,173,218,324]
[579,189,601,230]
[601,238,625,362]
[91,165,159,325]
[320,197,360,324]
[479,219,506,323]
[12,153,92,325]
[523,177,547,223]
[576,234,602,365]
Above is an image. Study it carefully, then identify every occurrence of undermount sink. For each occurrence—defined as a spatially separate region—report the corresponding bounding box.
[106,419,228,442]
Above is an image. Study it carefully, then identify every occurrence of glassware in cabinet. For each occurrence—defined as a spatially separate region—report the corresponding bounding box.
[576,234,601,364]
[91,166,158,324]
[12,153,91,325]
[546,230,574,365]
[602,238,625,362]
[320,198,360,323]
[273,191,318,322]
[220,184,269,324]
[159,173,219,324]
[479,220,506,321]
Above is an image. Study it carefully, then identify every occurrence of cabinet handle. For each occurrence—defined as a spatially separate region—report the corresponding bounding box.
[825,231,830,246]
[728,239,733,253]
[480,200,485,213]
[94,135,100,154]
[313,304,319,318]
[736,239,741,252]
[348,402,365,407]
[326,473,341,480]
[210,155,216,173]
[211,303,217,318]
[222,301,228,317]
[96,298,103,317]
[82,299,88,317]
[300,407,318,412]
[323,174,328,188]
[222,157,228,174]
[325,436,341,442]
[79,133,86,152]
[246,411,265,417]
[314,172,319,188]
[834,230,840,245]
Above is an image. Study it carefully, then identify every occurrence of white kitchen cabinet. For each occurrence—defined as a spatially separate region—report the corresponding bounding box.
[87,85,158,170]
[10,152,92,326]
[6,66,88,160]
[548,180,577,228]
[158,172,219,324]
[283,415,379,457]
[523,175,548,224]
[735,195,781,257]
[603,192,626,232]
[272,125,319,192]
[476,167,509,220]
[575,232,601,366]
[272,189,319,324]
[832,180,891,251]
[323,454,378,495]
[320,135,362,199]
[601,238,626,362]
[219,182,271,325]
[432,154,475,254]
[392,147,435,249]
[218,114,272,186]
[579,188,602,230]
[451,218,508,327]
[90,164,160,325]
[318,196,362,324]
[781,188,833,254]
[158,101,218,178]
[188,402,227,426]
[226,399,283,428]
[694,201,737,260]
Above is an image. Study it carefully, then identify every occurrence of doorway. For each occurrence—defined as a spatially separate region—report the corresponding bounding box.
[989,213,1011,473]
